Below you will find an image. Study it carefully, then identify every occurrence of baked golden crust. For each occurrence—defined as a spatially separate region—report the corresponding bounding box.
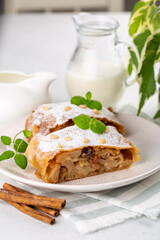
[25,102,125,141]
[25,126,140,183]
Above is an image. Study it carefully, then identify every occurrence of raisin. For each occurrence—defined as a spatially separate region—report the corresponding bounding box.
[81,147,93,158]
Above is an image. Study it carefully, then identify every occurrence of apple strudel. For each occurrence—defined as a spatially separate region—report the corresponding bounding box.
[25,102,125,141]
[25,125,140,183]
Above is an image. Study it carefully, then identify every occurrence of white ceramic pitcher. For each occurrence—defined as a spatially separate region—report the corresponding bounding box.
[0,71,56,125]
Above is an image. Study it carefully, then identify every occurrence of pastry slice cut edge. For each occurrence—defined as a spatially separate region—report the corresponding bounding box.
[25,125,140,183]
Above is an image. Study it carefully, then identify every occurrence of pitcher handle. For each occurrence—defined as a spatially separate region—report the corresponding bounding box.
[116,41,136,87]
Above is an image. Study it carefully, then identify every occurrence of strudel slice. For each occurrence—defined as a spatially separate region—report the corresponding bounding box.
[25,102,125,141]
[25,125,140,183]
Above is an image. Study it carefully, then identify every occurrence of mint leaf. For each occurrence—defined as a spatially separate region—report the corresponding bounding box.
[0,150,14,161]
[71,92,103,111]
[128,47,138,69]
[23,130,32,138]
[86,100,102,110]
[71,96,85,106]
[134,29,151,56]
[14,139,28,153]
[74,114,91,130]
[89,118,106,134]
[14,154,27,169]
[86,91,92,100]
[137,33,160,115]
[1,136,12,145]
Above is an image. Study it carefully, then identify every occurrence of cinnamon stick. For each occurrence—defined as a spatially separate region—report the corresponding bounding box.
[3,183,59,217]
[0,189,65,210]
[6,200,55,224]
[36,206,59,217]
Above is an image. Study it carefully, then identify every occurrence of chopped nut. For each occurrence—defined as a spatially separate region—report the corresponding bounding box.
[79,104,87,109]
[99,138,106,144]
[79,160,85,167]
[42,106,49,111]
[50,134,58,139]
[105,126,109,133]
[93,109,100,114]
[65,136,71,141]
[83,138,88,143]
[65,106,71,111]
[58,144,63,148]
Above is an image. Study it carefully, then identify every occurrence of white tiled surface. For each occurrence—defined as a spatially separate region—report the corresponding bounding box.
[0,12,159,239]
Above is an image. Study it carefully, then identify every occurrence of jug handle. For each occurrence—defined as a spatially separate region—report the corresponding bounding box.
[116,41,137,87]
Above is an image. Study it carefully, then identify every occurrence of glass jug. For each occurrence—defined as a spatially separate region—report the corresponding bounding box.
[66,12,127,107]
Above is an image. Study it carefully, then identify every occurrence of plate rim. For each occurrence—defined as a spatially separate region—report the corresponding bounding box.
[0,112,160,193]
[0,164,159,193]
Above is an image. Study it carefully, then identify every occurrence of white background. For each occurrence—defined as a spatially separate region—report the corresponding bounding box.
[0,12,159,239]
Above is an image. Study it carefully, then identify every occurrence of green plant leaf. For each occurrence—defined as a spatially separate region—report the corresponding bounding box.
[157,70,160,84]
[14,154,28,169]
[155,47,160,61]
[134,29,151,56]
[0,150,14,161]
[23,130,32,138]
[86,100,102,110]
[154,109,160,119]
[157,71,160,104]
[128,59,133,76]
[131,1,146,16]
[148,4,160,31]
[129,3,148,37]
[14,138,28,153]
[1,136,12,145]
[137,33,160,115]
[154,6,160,19]
[85,91,92,100]
[74,114,91,130]
[129,15,142,37]
[89,118,106,134]
[71,96,85,106]
[128,47,138,69]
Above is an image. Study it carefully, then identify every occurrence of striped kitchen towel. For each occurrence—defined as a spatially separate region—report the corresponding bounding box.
[21,170,160,234]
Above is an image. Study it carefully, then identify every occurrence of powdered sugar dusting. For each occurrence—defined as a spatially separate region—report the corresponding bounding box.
[38,125,131,153]
[31,102,121,129]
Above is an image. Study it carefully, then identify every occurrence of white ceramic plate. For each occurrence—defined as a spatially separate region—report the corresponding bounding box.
[0,113,159,193]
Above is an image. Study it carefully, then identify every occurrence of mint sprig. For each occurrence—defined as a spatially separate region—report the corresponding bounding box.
[128,0,160,117]
[74,114,91,130]
[0,130,32,169]
[14,139,28,153]
[70,96,85,106]
[14,154,28,169]
[0,151,14,161]
[1,136,12,145]
[73,114,106,134]
[86,91,92,100]
[89,118,106,134]
[71,91,102,110]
